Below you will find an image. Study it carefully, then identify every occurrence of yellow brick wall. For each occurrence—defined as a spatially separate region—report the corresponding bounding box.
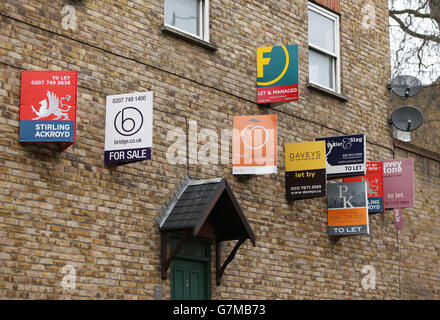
[0,0,438,300]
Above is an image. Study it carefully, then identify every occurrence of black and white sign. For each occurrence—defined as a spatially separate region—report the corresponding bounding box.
[316,134,366,179]
[105,92,153,164]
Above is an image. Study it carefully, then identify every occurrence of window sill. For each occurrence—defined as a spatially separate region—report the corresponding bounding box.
[307,83,348,102]
[161,25,218,51]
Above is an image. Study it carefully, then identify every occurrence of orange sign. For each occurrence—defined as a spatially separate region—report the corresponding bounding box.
[232,115,277,175]
[328,208,368,227]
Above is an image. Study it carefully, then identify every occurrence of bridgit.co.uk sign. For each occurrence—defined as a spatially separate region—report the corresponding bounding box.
[257,44,299,104]
[104,92,153,164]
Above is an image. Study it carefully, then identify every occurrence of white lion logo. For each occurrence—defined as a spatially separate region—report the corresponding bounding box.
[31,91,72,120]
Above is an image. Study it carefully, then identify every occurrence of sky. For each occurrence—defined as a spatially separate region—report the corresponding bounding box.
[388,0,440,85]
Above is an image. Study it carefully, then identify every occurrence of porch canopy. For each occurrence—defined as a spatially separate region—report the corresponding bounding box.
[155,176,256,285]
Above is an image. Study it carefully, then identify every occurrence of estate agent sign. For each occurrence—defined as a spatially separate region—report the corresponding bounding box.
[105,92,153,164]
[344,161,384,213]
[285,141,326,201]
[232,115,277,175]
[257,44,299,104]
[19,70,77,149]
[327,181,369,236]
[383,158,414,230]
[383,158,415,209]
[316,134,366,179]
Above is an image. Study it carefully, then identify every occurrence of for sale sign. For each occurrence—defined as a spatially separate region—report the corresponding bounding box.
[104,92,153,164]
[344,161,384,213]
[257,45,299,104]
[285,141,326,200]
[19,71,77,147]
[316,134,366,179]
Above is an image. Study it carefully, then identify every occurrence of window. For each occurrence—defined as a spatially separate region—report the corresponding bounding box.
[164,0,209,42]
[308,2,340,93]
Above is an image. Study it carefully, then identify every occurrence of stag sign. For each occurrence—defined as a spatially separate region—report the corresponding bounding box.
[316,134,366,179]
[19,71,77,149]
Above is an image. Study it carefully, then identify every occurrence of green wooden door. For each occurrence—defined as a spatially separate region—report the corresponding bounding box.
[171,258,208,300]
[170,236,210,300]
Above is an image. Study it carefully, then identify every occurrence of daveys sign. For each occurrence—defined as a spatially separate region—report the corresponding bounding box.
[344,161,384,213]
[257,45,299,104]
[316,134,366,179]
[19,70,77,149]
[327,181,369,236]
[105,92,153,164]
[232,115,277,175]
[285,141,326,201]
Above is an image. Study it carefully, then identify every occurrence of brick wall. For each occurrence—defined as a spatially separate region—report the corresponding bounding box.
[0,0,438,300]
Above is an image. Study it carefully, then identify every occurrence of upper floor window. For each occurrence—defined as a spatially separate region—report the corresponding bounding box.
[164,0,209,42]
[308,2,340,93]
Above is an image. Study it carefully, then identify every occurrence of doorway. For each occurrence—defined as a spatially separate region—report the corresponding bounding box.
[170,235,210,300]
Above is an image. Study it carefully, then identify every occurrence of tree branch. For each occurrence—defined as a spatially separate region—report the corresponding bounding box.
[390,10,440,43]
[389,9,431,18]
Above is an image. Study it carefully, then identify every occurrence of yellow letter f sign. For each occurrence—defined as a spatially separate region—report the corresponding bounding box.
[257,46,273,78]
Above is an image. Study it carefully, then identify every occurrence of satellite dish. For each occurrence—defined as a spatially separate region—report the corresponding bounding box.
[389,75,423,99]
[389,106,424,132]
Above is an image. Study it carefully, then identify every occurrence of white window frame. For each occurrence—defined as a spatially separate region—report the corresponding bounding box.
[308,2,341,94]
[164,0,210,42]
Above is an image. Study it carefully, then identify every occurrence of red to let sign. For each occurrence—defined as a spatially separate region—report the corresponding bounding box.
[19,70,77,149]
